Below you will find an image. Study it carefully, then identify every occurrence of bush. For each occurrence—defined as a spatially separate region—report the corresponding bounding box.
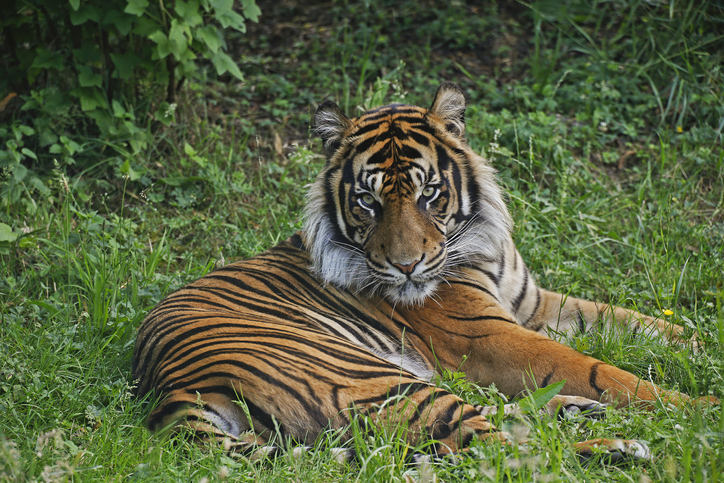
[0,0,260,209]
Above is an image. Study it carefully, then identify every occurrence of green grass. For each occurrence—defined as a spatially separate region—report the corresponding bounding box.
[2,0,723,481]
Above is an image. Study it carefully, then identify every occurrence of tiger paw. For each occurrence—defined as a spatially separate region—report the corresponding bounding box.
[574,438,651,464]
[543,395,607,419]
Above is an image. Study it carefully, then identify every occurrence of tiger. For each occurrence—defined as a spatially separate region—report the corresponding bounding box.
[132,82,712,463]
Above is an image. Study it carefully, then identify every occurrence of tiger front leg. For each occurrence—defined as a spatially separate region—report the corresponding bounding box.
[396,279,694,409]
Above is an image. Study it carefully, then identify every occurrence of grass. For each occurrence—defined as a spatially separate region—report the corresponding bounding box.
[1,0,723,481]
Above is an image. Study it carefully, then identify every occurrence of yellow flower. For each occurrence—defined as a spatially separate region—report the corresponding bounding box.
[676,126,683,133]
[663,309,674,316]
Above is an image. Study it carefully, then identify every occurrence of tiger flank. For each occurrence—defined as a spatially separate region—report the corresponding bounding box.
[132,82,715,463]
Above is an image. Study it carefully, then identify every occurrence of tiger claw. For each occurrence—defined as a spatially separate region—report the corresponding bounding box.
[543,395,607,420]
[575,438,651,464]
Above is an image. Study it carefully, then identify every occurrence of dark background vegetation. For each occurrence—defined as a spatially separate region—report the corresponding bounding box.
[1,0,723,481]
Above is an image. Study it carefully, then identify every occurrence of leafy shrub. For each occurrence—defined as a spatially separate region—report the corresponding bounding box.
[0,0,260,209]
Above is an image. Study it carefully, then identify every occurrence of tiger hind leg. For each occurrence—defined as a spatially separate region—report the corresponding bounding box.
[158,387,650,464]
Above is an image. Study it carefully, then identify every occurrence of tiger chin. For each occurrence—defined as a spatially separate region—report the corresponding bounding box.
[132,82,716,465]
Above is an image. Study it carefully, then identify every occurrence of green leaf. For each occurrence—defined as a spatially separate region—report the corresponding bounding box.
[17,125,35,137]
[73,44,103,63]
[12,163,28,182]
[85,109,113,133]
[21,148,37,160]
[69,0,81,11]
[155,102,175,127]
[70,4,101,25]
[519,381,566,413]
[0,223,18,243]
[210,0,233,13]
[168,19,189,60]
[211,51,243,80]
[216,9,246,31]
[184,143,197,156]
[176,0,203,27]
[112,100,126,118]
[120,159,142,181]
[61,137,81,156]
[29,177,51,194]
[110,53,139,80]
[39,129,58,147]
[240,0,261,22]
[124,0,148,16]
[149,31,171,59]
[104,10,134,35]
[211,0,245,31]
[196,25,222,53]
[77,66,103,87]
[70,87,109,111]
[131,15,157,36]
[32,49,64,70]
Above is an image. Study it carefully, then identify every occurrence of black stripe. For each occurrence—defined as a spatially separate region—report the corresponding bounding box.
[408,130,432,147]
[400,145,421,160]
[576,307,586,334]
[448,280,500,302]
[460,430,476,448]
[407,390,439,426]
[439,399,464,429]
[589,363,605,397]
[353,134,381,155]
[448,314,516,324]
[522,288,542,329]
[511,268,529,313]
[477,268,499,285]
[541,371,554,388]
[495,247,506,288]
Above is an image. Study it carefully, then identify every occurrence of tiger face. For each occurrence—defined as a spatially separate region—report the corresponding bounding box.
[304,83,512,305]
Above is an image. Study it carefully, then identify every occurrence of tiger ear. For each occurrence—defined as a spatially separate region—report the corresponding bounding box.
[428,82,466,137]
[314,100,352,156]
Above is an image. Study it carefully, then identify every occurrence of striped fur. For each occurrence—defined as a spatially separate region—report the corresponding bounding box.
[132,83,707,461]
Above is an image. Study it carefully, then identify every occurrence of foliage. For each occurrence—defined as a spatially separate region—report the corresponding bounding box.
[0,0,260,210]
[526,0,724,133]
[1,0,723,481]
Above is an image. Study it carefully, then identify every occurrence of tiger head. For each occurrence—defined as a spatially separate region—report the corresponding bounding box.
[303,83,512,305]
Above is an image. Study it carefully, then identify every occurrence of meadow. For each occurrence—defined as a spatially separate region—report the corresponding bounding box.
[1,1,723,481]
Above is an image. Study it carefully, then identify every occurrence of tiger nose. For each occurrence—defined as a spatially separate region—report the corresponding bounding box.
[392,258,421,275]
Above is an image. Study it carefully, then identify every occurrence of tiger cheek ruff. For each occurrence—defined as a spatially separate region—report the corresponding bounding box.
[132,82,712,461]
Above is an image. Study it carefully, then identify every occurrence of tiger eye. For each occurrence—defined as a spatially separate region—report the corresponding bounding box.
[361,193,375,207]
[422,186,436,198]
